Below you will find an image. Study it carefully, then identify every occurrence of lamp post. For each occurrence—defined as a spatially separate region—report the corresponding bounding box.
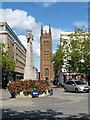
[67,58,72,80]
[68,66,71,80]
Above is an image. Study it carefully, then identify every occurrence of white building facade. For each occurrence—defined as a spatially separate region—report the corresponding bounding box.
[58,32,84,85]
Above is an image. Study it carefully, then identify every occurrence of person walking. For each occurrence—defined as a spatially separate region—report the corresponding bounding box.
[49,79,53,96]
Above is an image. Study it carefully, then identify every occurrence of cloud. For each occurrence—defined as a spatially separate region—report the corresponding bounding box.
[18,27,62,58]
[18,35,40,58]
[42,25,63,41]
[38,2,56,8]
[0,8,63,59]
[18,35,27,48]
[0,9,39,30]
[73,21,88,27]
[52,27,62,41]
[43,2,54,7]
[53,50,56,54]
[33,41,40,57]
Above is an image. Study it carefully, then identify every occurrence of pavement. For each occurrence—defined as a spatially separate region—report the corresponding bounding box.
[0,89,11,100]
[1,88,90,120]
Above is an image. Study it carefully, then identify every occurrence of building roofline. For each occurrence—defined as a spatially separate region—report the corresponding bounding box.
[0,22,26,52]
[60,32,73,35]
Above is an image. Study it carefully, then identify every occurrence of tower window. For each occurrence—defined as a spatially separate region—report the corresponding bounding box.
[45,68,49,77]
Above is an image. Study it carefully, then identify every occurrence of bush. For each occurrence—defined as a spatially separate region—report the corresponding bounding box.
[8,80,51,96]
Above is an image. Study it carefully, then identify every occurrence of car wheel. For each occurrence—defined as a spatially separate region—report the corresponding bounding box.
[75,88,79,93]
[64,87,68,92]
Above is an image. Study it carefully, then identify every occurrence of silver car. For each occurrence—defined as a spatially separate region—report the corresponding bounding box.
[64,80,89,93]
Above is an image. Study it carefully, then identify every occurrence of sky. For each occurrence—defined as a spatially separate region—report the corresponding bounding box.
[0,2,88,71]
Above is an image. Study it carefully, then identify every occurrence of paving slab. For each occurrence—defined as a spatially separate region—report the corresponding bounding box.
[0,89,11,100]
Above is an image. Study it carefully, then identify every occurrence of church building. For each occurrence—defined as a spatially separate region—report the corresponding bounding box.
[40,25,54,81]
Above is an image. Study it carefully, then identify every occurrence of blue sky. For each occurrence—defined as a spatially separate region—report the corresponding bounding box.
[2,2,88,30]
[1,2,88,71]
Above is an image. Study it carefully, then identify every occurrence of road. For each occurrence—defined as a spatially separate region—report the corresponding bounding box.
[1,88,90,120]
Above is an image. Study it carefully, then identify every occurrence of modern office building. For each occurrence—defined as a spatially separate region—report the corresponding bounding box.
[0,22,26,81]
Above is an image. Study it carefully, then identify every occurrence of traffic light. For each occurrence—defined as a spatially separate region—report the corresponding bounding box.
[3,68,7,76]
[2,68,7,89]
[3,68,6,72]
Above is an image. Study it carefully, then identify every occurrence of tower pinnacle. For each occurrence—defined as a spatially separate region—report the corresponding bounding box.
[49,24,51,36]
[41,24,43,36]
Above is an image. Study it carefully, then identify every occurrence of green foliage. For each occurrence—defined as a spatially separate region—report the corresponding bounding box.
[52,45,64,71]
[52,26,90,76]
[67,27,90,75]
[0,43,16,75]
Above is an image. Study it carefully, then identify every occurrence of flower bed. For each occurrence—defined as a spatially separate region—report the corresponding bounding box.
[8,80,51,98]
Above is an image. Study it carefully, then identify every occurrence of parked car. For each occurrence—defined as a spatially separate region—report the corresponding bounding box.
[64,80,89,93]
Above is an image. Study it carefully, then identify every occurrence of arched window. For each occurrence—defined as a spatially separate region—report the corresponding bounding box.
[45,68,49,77]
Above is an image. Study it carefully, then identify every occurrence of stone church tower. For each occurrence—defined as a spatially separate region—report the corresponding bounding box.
[40,25,54,81]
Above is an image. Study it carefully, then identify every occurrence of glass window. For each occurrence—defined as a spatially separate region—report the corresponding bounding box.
[6,27,26,52]
[65,81,70,85]
[8,42,10,48]
[75,81,85,85]
[70,81,75,85]
[0,25,4,31]
[0,36,3,43]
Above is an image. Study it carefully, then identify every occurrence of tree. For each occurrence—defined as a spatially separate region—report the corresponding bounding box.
[1,43,16,76]
[67,27,90,81]
[52,45,64,71]
[52,27,90,84]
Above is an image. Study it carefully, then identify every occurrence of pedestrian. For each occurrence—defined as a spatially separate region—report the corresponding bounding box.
[50,88,53,96]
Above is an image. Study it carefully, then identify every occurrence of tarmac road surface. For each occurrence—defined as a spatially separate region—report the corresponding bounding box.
[1,88,90,120]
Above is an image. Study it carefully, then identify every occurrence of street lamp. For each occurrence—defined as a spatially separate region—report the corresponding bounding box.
[68,66,71,80]
[67,58,72,80]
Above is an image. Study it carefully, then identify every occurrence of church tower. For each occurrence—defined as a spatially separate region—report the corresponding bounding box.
[40,25,54,81]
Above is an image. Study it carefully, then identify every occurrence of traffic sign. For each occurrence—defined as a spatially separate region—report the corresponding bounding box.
[32,91,38,97]
[3,72,7,76]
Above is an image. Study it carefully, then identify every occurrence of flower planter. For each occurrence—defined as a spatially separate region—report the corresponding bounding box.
[39,92,46,97]
[8,80,51,99]
[10,90,49,98]
[16,91,32,98]
[39,90,49,97]
[16,91,49,98]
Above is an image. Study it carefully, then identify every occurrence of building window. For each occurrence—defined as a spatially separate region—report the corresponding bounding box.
[8,42,10,48]
[45,68,49,77]
[0,25,4,31]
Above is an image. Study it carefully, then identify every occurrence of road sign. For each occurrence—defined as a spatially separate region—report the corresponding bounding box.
[3,72,7,76]
[32,91,38,97]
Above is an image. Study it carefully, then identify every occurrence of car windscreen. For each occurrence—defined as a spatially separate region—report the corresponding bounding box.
[75,81,85,85]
